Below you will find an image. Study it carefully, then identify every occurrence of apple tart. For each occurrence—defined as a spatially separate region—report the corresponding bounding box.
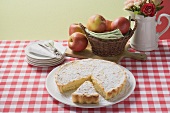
[55,59,127,101]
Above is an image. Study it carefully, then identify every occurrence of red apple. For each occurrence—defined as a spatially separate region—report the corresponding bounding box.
[86,14,106,33]
[105,20,112,31]
[69,23,85,36]
[117,17,130,34]
[68,32,88,52]
[111,17,130,34]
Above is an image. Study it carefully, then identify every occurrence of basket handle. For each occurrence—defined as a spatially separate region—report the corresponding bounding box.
[79,23,89,36]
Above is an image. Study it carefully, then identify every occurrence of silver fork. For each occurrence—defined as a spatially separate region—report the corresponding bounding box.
[44,40,62,57]
[38,43,62,58]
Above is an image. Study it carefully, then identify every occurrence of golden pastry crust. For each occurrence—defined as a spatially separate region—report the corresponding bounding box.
[72,94,99,104]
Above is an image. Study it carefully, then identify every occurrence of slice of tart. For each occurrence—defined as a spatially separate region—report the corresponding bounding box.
[72,81,99,104]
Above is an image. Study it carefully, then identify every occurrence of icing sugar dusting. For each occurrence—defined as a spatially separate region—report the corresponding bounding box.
[55,59,126,92]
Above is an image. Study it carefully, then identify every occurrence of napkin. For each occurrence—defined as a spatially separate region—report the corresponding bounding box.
[28,43,57,58]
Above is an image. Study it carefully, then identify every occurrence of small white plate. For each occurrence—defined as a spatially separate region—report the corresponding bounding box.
[25,41,66,60]
[26,57,65,67]
[26,55,65,63]
[46,65,136,108]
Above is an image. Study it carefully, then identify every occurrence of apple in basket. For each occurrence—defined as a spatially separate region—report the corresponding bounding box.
[68,32,88,52]
[69,23,85,36]
[86,14,106,33]
[111,17,130,34]
[105,20,113,32]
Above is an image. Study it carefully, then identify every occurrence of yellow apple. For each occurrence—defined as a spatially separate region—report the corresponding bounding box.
[86,14,106,33]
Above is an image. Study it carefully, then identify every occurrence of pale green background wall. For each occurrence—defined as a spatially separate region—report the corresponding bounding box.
[0,0,127,40]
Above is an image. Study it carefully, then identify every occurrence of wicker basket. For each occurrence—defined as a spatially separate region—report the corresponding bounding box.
[80,19,137,57]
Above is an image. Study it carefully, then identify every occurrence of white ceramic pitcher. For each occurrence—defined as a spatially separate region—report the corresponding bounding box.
[130,13,170,51]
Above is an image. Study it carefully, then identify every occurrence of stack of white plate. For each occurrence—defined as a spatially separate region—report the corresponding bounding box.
[25,41,66,67]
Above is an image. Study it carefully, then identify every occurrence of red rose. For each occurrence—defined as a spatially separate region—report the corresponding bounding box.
[141,3,156,17]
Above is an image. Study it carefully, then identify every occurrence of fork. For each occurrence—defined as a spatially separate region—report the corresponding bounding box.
[44,40,62,57]
[38,43,62,59]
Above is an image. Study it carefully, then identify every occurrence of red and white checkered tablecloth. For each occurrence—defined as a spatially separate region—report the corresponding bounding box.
[0,40,170,113]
